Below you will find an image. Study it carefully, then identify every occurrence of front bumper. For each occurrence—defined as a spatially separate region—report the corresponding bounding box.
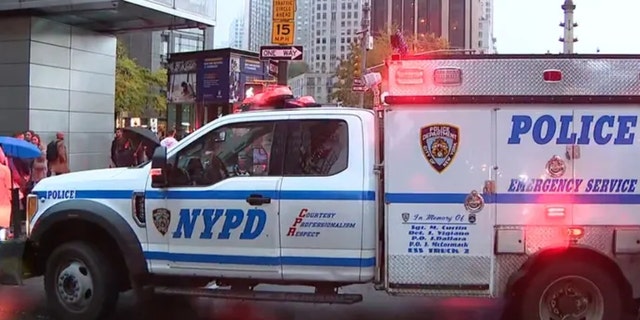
[0,239,26,285]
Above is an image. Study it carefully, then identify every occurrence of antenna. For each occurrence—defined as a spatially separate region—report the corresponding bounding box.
[558,0,578,53]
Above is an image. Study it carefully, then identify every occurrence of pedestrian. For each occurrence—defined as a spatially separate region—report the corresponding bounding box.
[47,132,70,176]
[30,134,47,183]
[0,147,12,229]
[160,129,179,149]
[112,129,135,167]
[9,132,31,194]
[23,130,33,142]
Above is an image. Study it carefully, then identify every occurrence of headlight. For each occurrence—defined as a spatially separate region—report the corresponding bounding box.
[26,194,38,234]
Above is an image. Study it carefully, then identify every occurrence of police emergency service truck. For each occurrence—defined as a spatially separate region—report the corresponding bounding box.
[2,54,640,320]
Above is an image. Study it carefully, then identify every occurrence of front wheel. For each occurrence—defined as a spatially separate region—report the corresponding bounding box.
[44,242,119,320]
[517,259,626,320]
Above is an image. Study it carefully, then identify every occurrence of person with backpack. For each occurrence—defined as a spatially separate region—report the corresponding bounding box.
[47,132,69,176]
[111,129,135,167]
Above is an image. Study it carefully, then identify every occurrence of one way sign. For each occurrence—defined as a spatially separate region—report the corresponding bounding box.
[259,45,304,61]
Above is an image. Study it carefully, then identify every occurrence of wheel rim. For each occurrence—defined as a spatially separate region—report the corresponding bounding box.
[538,275,605,320]
[55,260,94,313]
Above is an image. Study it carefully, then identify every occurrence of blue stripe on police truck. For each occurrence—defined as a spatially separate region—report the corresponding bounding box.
[33,190,376,201]
[143,251,376,267]
[385,193,640,204]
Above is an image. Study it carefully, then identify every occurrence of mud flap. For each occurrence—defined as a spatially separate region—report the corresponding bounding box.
[0,239,26,286]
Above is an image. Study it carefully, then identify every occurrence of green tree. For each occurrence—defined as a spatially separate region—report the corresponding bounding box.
[115,43,167,116]
[287,61,309,79]
[331,28,449,108]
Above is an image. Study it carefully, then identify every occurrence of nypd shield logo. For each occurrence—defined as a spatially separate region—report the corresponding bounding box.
[152,208,171,236]
[420,124,460,173]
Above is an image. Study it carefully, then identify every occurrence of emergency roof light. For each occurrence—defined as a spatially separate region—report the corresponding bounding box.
[237,85,320,112]
[433,67,462,85]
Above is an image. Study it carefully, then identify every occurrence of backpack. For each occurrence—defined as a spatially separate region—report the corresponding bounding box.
[46,140,58,162]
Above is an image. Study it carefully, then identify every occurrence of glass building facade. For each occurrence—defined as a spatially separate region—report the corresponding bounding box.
[370,0,473,50]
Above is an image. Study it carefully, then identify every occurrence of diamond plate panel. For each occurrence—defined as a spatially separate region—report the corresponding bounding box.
[387,255,492,297]
[387,58,640,96]
[492,226,618,297]
[494,255,527,297]
[386,226,640,298]
[388,255,491,284]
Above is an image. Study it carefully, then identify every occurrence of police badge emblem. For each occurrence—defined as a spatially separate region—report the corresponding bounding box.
[545,155,566,178]
[420,124,460,173]
[401,212,410,223]
[464,190,484,214]
[152,208,171,236]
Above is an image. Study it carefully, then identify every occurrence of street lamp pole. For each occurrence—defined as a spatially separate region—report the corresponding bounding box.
[359,1,370,108]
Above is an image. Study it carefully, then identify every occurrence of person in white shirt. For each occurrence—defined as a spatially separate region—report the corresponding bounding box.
[160,129,179,149]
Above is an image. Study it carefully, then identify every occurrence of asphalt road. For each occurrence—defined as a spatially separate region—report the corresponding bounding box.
[0,278,506,320]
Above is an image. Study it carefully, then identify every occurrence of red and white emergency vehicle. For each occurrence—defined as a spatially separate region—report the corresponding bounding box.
[1,54,640,320]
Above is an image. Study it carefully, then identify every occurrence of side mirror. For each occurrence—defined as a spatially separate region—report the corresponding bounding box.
[151,146,168,188]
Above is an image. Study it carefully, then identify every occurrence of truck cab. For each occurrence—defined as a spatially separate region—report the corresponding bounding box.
[1,106,377,319]
[144,107,377,284]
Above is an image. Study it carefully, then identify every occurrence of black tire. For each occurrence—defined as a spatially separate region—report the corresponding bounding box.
[517,258,625,320]
[44,241,119,320]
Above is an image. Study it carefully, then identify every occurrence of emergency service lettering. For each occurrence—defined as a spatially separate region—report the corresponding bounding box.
[287,208,356,238]
[507,178,638,193]
[172,208,266,240]
[44,190,76,200]
[508,115,637,145]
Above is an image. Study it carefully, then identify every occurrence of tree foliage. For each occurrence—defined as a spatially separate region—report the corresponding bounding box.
[115,43,167,116]
[331,28,449,108]
[287,61,309,79]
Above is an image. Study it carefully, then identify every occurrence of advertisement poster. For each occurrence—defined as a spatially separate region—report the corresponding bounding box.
[231,55,267,102]
[167,59,197,104]
[198,56,229,103]
[228,55,242,103]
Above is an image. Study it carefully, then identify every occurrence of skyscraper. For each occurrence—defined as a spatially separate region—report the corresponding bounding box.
[229,17,248,50]
[288,0,364,103]
[370,0,490,51]
[478,0,497,53]
[309,0,363,74]
[245,0,272,52]
[294,0,313,65]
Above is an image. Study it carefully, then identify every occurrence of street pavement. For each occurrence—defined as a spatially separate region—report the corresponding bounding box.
[0,278,506,320]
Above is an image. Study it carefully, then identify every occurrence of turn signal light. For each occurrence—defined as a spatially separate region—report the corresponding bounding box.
[568,227,584,239]
[25,194,38,235]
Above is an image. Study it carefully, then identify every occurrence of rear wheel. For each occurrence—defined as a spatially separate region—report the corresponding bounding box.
[44,242,119,320]
[517,259,625,320]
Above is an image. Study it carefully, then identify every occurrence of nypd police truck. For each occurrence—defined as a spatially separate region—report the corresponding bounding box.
[2,54,640,320]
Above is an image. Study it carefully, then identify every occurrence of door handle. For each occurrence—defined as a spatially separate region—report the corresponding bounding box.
[246,194,271,206]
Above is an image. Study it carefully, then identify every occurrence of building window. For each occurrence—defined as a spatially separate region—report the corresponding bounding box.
[448,0,465,48]
[428,0,442,37]
[391,0,402,29]
[403,0,416,36]
[417,0,428,34]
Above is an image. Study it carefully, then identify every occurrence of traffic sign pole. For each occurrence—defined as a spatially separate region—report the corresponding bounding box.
[277,61,288,85]
[271,0,296,86]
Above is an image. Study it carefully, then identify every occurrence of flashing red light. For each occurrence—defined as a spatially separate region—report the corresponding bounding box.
[543,69,562,82]
[236,86,317,112]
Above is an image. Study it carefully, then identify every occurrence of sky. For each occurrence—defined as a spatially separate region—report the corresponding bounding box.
[214,0,640,54]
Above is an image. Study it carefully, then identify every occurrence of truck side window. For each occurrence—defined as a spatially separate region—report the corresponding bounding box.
[283,120,348,176]
[167,121,276,186]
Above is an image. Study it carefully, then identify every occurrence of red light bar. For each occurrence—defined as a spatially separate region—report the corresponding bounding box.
[237,86,318,112]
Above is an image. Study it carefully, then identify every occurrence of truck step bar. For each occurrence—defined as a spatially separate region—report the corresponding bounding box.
[154,287,363,305]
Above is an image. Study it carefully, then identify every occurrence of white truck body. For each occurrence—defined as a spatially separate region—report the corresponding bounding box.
[8,54,640,319]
